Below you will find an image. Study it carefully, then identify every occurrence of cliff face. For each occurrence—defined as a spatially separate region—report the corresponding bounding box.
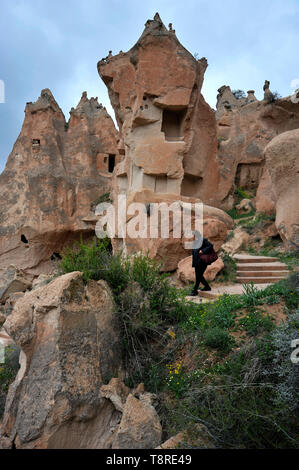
[0,89,119,274]
[216,86,299,210]
[98,13,219,206]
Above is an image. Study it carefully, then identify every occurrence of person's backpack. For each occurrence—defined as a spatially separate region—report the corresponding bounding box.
[199,248,218,265]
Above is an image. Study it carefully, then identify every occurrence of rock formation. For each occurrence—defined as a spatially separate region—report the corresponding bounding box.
[98,13,220,204]
[256,129,299,249]
[0,273,123,448]
[97,13,233,270]
[0,89,119,274]
[216,84,299,210]
[0,272,165,449]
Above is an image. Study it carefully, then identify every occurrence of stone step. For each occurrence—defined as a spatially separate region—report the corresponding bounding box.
[197,290,219,300]
[234,254,279,263]
[236,270,289,277]
[237,276,286,284]
[237,262,288,271]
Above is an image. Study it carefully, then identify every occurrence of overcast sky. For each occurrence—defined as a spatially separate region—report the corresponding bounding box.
[0,0,298,172]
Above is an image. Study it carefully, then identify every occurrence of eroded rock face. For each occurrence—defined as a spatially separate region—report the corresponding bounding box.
[0,265,33,304]
[0,89,119,274]
[216,86,299,210]
[0,272,123,449]
[112,393,162,449]
[97,14,233,269]
[109,189,233,272]
[98,13,219,206]
[256,129,299,249]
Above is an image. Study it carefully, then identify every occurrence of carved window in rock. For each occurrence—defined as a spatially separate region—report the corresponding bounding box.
[108,154,115,173]
[161,109,186,142]
[32,139,40,151]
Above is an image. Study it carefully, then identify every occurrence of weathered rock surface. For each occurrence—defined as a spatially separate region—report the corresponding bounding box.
[177,256,224,284]
[0,272,123,449]
[0,265,33,304]
[256,129,299,249]
[216,86,299,210]
[0,89,119,275]
[112,393,162,449]
[98,13,219,206]
[108,189,233,271]
[221,226,250,255]
[100,378,130,412]
[157,423,215,449]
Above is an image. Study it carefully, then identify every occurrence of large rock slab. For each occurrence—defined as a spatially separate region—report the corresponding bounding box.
[112,393,162,449]
[0,265,33,304]
[0,272,123,449]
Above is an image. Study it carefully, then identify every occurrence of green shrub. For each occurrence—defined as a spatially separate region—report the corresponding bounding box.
[0,346,20,419]
[235,187,252,200]
[60,237,111,282]
[203,327,235,353]
[238,309,274,336]
[215,254,237,283]
[165,316,299,448]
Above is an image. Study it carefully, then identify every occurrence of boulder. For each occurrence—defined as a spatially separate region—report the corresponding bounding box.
[100,378,130,412]
[112,393,162,449]
[221,227,250,255]
[0,265,33,304]
[157,424,215,449]
[236,198,255,213]
[177,256,224,283]
[259,129,299,249]
[0,272,123,449]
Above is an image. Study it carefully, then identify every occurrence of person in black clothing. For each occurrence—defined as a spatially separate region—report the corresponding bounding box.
[190,230,213,296]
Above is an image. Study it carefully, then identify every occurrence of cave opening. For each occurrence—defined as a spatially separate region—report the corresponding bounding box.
[51,252,62,261]
[161,108,186,141]
[21,234,28,244]
[108,154,115,173]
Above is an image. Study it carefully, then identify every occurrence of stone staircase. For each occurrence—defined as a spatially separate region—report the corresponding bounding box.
[234,254,289,284]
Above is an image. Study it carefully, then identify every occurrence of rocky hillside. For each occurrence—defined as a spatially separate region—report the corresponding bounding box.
[0,13,298,449]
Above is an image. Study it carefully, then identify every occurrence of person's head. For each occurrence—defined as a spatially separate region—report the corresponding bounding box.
[192,230,203,248]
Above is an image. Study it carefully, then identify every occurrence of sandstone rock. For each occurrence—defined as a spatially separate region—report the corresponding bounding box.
[0,265,33,304]
[109,190,233,272]
[98,14,219,207]
[216,85,299,211]
[177,256,224,283]
[0,313,6,328]
[259,129,299,249]
[100,378,130,412]
[264,222,279,238]
[157,424,215,449]
[221,227,250,254]
[31,274,56,290]
[0,272,123,449]
[236,198,255,213]
[0,89,119,275]
[255,167,276,214]
[112,393,162,449]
